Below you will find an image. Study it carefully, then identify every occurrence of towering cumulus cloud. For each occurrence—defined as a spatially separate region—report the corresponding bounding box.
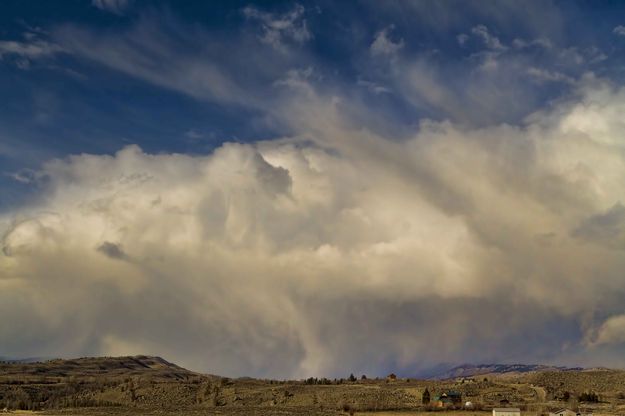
[2,72,625,378]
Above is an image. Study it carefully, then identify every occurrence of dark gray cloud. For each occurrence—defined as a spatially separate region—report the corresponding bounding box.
[573,203,625,248]
[97,241,129,260]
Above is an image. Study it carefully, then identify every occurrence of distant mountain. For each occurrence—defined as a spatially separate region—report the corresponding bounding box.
[428,363,584,380]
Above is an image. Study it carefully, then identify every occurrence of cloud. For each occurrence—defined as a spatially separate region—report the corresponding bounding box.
[51,20,254,107]
[370,26,404,57]
[3,75,625,377]
[243,4,312,52]
[97,241,129,261]
[0,39,61,59]
[184,130,204,140]
[5,169,37,184]
[573,203,625,248]
[512,37,552,49]
[0,37,63,69]
[357,79,392,95]
[4,1,625,378]
[527,67,574,84]
[470,24,506,50]
[92,0,130,14]
[587,315,625,346]
[613,25,625,36]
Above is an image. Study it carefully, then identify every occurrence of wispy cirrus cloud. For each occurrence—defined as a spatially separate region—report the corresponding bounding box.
[0,36,63,69]
[52,21,254,107]
[92,0,130,15]
[242,4,312,52]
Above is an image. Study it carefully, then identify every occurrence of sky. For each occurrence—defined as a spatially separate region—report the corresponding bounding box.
[2,0,625,379]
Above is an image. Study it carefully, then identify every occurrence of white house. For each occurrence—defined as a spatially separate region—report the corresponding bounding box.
[493,408,521,416]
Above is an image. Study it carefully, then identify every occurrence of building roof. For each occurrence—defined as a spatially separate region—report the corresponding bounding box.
[493,409,521,412]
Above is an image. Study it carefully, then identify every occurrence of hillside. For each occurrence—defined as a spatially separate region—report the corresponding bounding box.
[0,355,210,410]
[522,369,625,397]
[0,355,196,382]
[430,363,583,380]
[2,356,625,415]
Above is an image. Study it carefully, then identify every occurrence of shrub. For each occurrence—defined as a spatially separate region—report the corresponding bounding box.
[578,392,599,403]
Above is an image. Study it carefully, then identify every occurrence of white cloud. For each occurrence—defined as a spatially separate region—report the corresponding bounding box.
[92,0,130,14]
[512,37,552,49]
[4,4,625,376]
[3,78,625,376]
[613,25,625,36]
[370,26,404,57]
[527,67,574,84]
[184,129,203,140]
[243,4,312,51]
[0,38,63,68]
[52,22,252,107]
[357,79,392,95]
[274,67,315,88]
[587,315,625,346]
[470,24,506,50]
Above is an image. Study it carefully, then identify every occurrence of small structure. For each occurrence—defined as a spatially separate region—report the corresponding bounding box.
[549,410,585,416]
[433,391,462,407]
[493,408,521,416]
[456,376,476,383]
[386,373,397,382]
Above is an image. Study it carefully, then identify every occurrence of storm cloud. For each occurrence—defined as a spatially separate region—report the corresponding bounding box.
[2,71,625,377]
[3,1,625,379]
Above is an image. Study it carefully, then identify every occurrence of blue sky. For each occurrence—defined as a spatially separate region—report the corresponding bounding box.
[3,0,625,210]
[3,1,625,378]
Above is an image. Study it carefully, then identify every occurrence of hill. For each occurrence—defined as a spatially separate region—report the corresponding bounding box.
[2,356,625,415]
[430,363,583,380]
[0,355,197,382]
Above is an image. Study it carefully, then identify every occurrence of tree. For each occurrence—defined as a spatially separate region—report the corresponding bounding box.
[422,388,431,404]
[348,373,357,382]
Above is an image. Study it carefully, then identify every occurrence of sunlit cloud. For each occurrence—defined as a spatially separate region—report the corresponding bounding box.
[2,73,625,376]
[1,1,625,379]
